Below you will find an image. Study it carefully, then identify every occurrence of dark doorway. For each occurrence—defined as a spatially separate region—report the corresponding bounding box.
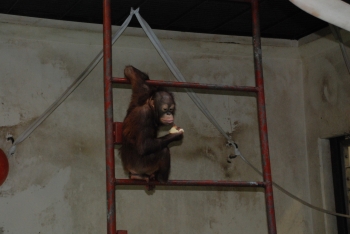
[330,135,350,234]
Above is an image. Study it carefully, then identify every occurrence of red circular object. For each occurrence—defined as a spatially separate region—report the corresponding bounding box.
[0,148,9,186]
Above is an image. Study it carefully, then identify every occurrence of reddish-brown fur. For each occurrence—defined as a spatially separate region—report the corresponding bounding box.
[119,66,183,183]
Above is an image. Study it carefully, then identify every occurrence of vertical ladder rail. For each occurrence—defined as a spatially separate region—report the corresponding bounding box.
[103,0,116,233]
[251,1,277,233]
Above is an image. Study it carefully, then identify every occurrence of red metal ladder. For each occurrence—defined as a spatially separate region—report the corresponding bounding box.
[103,0,277,233]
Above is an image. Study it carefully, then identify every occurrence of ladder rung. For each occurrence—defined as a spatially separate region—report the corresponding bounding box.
[112,77,259,93]
[115,179,266,188]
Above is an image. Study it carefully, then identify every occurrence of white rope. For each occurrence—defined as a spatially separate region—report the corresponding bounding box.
[8,8,136,156]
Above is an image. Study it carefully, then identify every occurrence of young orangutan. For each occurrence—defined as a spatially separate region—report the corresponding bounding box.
[119,66,184,183]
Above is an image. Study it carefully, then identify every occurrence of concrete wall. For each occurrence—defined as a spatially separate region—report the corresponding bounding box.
[0,15,349,234]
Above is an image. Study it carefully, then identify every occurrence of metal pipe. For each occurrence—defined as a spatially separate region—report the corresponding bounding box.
[103,0,116,233]
[112,77,259,93]
[115,179,266,187]
[251,1,277,233]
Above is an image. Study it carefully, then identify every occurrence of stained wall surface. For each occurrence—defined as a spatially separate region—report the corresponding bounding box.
[0,15,349,234]
[300,31,350,234]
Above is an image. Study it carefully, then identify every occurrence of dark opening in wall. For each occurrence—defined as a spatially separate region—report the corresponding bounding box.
[330,135,350,233]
